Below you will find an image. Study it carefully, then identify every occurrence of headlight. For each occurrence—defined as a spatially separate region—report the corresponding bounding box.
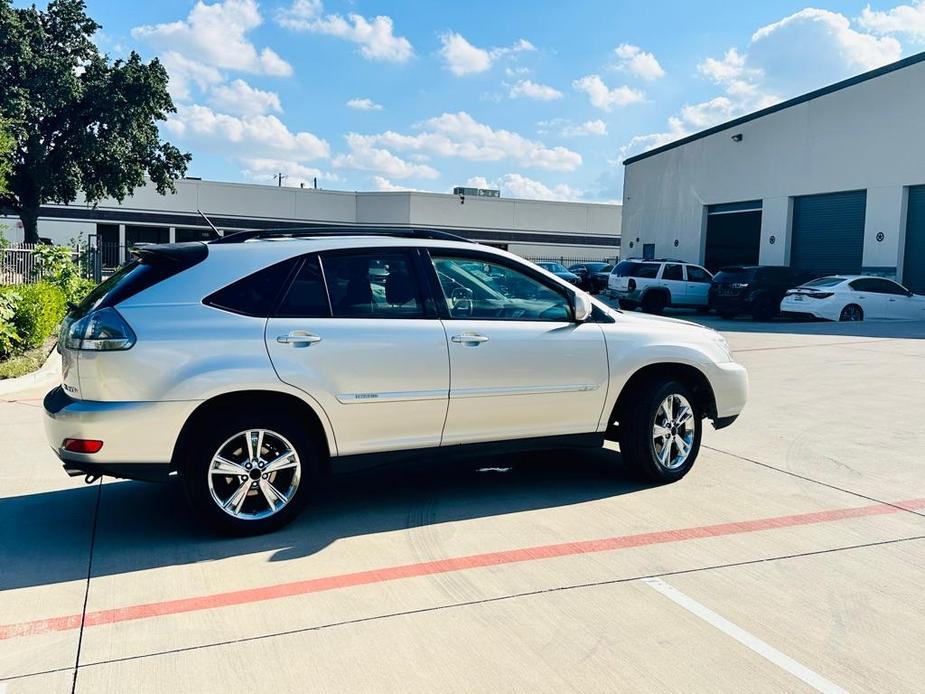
[61,307,136,351]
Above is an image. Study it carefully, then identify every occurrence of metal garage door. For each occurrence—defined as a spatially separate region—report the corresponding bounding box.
[902,185,925,294]
[704,201,762,272]
[791,190,866,276]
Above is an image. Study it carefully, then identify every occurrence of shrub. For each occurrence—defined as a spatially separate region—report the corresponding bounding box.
[31,243,92,305]
[0,286,21,359]
[8,282,66,350]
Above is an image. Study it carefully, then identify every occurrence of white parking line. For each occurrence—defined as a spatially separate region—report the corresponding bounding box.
[643,577,848,694]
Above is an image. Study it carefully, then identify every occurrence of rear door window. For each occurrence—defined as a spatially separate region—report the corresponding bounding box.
[276,256,330,317]
[322,251,425,318]
[663,264,683,281]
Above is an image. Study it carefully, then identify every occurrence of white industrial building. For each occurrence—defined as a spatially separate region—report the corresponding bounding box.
[2,179,621,264]
[622,51,925,293]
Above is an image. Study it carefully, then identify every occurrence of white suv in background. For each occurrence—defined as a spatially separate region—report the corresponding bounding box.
[609,259,714,314]
[44,230,747,535]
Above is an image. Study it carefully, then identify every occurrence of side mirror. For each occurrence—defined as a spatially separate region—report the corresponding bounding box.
[573,291,593,322]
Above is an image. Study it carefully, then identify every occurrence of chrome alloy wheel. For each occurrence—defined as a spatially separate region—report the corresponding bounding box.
[652,394,695,470]
[207,429,302,520]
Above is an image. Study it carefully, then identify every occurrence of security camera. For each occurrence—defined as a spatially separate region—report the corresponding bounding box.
[731,133,743,142]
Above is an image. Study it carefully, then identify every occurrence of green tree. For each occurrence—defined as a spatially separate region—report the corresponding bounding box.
[0,0,190,243]
[0,120,12,193]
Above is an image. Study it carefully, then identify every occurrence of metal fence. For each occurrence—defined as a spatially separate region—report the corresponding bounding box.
[525,255,618,266]
[0,243,98,285]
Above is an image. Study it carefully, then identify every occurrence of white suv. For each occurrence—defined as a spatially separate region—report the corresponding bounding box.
[609,260,714,314]
[44,230,747,534]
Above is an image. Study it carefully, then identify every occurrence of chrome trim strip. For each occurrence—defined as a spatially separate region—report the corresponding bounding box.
[336,389,448,404]
[450,383,600,399]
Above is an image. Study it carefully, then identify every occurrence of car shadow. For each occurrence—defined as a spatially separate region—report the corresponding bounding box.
[1,446,651,592]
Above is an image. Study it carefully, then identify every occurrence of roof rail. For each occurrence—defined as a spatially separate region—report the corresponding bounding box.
[210,226,475,245]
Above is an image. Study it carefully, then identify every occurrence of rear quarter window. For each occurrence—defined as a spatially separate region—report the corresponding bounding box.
[204,257,300,317]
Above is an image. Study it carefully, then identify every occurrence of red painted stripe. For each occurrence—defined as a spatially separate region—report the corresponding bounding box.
[2,497,923,641]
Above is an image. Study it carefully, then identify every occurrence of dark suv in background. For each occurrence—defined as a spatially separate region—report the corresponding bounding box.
[709,266,800,320]
[568,262,614,293]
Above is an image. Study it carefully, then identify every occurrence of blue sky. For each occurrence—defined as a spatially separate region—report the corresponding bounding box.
[68,0,925,201]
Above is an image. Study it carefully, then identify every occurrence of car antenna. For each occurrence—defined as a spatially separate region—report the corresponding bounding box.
[197,209,222,238]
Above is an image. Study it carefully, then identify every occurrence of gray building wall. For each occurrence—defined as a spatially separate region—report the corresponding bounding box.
[622,53,925,281]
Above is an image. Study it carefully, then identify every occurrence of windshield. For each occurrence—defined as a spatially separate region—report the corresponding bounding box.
[714,267,757,283]
[802,277,846,288]
[537,262,567,273]
[614,261,659,278]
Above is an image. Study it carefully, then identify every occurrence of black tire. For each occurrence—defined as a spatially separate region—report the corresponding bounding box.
[181,409,320,535]
[751,297,777,321]
[618,299,637,311]
[618,378,702,483]
[839,304,863,322]
[641,291,668,315]
[719,310,736,320]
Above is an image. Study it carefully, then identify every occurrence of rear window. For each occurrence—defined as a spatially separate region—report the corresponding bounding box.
[802,277,845,288]
[71,243,208,319]
[714,267,757,283]
[614,261,660,278]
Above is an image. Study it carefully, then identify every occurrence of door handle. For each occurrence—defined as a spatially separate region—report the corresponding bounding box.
[451,334,489,344]
[277,332,322,345]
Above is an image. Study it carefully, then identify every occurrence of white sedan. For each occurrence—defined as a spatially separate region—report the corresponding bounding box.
[781,275,925,321]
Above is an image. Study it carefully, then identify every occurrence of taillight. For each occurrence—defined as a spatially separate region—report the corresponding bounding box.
[806,292,833,299]
[63,439,104,453]
[61,307,136,351]
[628,279,637,291]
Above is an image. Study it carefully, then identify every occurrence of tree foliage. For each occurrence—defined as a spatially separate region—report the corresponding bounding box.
[0,0,190,241]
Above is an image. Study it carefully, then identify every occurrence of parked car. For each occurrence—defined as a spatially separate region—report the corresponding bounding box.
[608,259,714,315]
[535,261,582,286]
[780,275,925,321]
[709,265,801,320]
[45,229,747,535]
[568,262,613,292]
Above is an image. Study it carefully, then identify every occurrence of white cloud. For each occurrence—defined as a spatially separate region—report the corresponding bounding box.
[612,43,665,80]
[132,0,292,76]
[573,74,644,110]
[333,134,440,179]
[166,104,329,160]
[371,176,427,192]
[358,111,581,171]
[240,157,339,187]
[347,97,383,111]
[277,0,413,62]
[620,7,903,161]
[209,79,282,116]
[438,32,535,76]
[562,119,608,137]
[858,1,925,40]
[508,79,563,101]
[160,51,223,101]
[467,174,583,201]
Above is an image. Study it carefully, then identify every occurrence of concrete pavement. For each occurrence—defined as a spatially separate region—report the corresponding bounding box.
[2,318,924,693]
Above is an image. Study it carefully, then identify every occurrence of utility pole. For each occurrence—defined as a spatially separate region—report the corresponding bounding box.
[274,172,288,187]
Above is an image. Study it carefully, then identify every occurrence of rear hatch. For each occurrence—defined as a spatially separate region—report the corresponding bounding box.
[711,267,757,297]
[59,243,207,399]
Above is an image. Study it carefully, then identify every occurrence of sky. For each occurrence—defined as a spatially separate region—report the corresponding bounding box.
[60,0,925,202]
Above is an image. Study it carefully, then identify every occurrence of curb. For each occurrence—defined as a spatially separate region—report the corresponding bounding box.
[0,344,61,397]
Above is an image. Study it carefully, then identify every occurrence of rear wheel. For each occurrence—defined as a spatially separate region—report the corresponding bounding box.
[181,410,319,535]
[839,304,863,322]
[641,291,668,315]
[618,379,702,483]
[751,297,778,321]
[618,299,637,311]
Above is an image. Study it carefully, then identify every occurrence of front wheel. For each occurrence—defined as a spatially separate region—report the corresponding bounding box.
[618,379,702,483]
[181,410,319,535]
[618,299,637,311]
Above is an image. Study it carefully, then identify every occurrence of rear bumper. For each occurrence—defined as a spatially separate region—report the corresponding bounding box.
[44,386,198,481]
[709,295,751,313]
